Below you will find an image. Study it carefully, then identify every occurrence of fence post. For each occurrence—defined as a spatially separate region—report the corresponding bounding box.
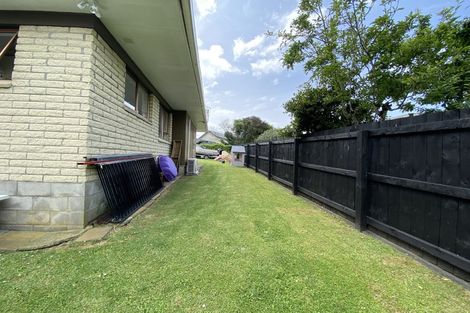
[246,145,251,168]
[292,138,300,194]
[255,143,259,173]
[268,141,273,180]
[355,130,369,231]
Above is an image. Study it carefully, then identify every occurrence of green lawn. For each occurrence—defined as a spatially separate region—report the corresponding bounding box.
[1,160,469,312]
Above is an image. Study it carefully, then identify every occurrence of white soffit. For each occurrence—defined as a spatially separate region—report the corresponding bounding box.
[0,0,207,131]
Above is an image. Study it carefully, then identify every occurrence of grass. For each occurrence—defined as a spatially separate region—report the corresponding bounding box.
[0,160,469,312]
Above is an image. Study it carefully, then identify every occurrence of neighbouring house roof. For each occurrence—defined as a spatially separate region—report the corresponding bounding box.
[231,146,245,153]
[208,131,224,139]
[0,0,207,131]
[196,130,225,144]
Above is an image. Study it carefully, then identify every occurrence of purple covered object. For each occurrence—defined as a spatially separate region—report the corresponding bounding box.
[159,156,177,181]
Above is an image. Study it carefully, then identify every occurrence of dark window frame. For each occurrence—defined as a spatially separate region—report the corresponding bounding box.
[159,105,171,141]
[0,28,18,81]
[124,70,150,119]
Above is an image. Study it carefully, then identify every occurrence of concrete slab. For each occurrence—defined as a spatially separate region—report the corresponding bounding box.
[0,229,82,251]
[75,226,112,242]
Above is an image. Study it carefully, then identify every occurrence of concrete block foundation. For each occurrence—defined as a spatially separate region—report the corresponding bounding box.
[0,180,107,231]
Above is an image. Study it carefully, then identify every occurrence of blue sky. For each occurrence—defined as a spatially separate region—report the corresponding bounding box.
[193,0,469,132]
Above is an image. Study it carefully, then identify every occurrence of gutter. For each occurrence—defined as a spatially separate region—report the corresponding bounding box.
[178,0,208,131]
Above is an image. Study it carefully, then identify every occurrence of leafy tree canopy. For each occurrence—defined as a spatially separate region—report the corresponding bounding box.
[280,0,469,134]
[224,116,272,144]
[255,128,289,142]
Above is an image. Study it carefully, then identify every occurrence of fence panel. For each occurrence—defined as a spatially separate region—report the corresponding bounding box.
[244,108,470,276]
[271,140,294,186]
[257,143,270,176]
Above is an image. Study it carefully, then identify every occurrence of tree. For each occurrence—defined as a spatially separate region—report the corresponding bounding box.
[280,0,469,133]
[224,116,272,144]
[407,14,470,110]
[284,85,371,135]
[255,128,287,142]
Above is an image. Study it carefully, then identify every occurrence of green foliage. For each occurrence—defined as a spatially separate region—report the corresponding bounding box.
[200,143,232,152]
[280,0,470,134]
[255,128,287,142]
[284,85,371,135]
[407,15,470,110]
[224,116,272,144]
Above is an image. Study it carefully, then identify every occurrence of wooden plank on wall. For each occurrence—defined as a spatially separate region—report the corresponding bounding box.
[293,138,300,194]
[268,141,273,180]
[355,130,369,231]
[440,111,461,253]
[425,112,443,246]
[387,123,402,230]
[255,143,259,173]
[458,110,470,259]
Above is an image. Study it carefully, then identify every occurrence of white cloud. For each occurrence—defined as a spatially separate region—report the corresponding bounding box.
[199,45,239,80]
[273,78,279,85]
[230,12,288,77]
[233,35,265,59]
[206,81,218,89]
[279,7,299,32]
[195,0,217,18]
[203,80,218,95]
[207,106,237,130]
[250,58,283,77]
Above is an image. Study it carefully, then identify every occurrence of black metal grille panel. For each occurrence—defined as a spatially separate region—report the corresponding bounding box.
[91,155,163,222]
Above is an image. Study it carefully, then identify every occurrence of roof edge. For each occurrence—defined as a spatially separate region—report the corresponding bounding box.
[179,0,207,132]
[0,10,173,111]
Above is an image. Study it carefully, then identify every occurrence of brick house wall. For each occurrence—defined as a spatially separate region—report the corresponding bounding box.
[0,25,172,230]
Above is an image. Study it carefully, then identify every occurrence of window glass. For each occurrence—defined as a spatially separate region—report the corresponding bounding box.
[137,84,149,118]
[0,30,18,80]
[159,105,171,141]
[124,72,137,108]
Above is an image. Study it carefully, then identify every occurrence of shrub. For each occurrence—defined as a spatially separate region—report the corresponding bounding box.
[200,143,232,152]
[255,128,288,143]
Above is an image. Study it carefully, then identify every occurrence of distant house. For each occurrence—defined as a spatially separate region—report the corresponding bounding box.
[196,131,225,145]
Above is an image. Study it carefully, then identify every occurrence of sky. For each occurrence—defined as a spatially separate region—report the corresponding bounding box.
[193,0,469,133]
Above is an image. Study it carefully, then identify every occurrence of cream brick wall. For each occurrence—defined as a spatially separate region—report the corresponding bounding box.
[0,26,172,184]
[84,31,172,181]
[0,25,92,183]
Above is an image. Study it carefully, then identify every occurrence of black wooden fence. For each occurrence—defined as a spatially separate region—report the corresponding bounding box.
[245,109,470,277]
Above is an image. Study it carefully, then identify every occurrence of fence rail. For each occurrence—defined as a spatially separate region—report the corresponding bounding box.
[245,109,470,276]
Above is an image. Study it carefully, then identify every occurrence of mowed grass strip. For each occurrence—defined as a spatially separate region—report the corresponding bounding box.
[0,160,469,312]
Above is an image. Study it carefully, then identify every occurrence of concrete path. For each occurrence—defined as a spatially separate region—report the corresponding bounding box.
[0,229,83,251]
[75,226,113,242]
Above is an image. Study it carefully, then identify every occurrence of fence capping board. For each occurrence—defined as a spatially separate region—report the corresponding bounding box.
[302,132,358,142]
[369,117,470,137]
[272,139,295,144]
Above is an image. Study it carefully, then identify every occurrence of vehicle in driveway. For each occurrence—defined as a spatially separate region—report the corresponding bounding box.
[196,145,219,159]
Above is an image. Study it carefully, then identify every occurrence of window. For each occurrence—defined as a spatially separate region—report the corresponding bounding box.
[159,105,171,141]
[124,71,149,118]
[0,29,18,80]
